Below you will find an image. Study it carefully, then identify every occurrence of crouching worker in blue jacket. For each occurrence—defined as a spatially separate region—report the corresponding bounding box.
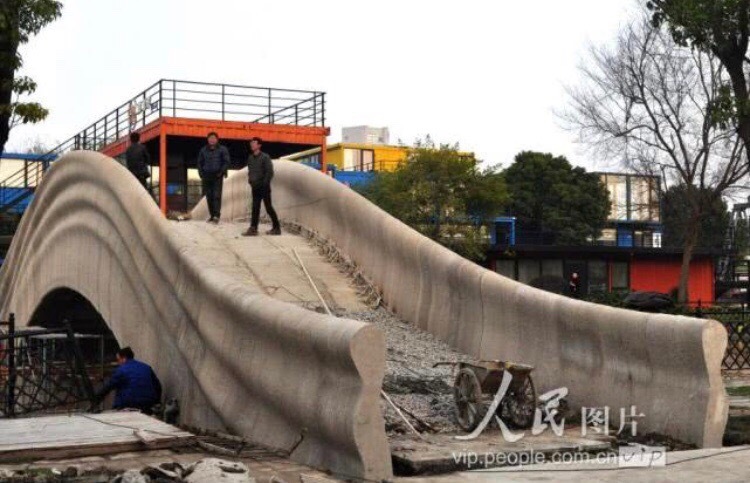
[91,347,162,414]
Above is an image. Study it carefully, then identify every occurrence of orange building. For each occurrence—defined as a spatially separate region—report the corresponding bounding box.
[487,246,716,305]
[24,80,330,214]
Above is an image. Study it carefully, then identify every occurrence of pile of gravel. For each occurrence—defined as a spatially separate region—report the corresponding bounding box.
[346,308,472,434]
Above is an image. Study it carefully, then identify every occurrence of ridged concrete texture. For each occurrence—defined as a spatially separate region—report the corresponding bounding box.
[196,160,729,448]
[0,152,392,481]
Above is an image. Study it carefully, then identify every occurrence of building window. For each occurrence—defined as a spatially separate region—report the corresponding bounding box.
[298,153,320,165]
[617,228,634,247]
[633,230,646,247]
[653,231,662,248]
[343,149,375,171]
[634,229,658,248]
[599,229,617,246]
[541,259,563,278]
[362,150,374,171]
[600,173,661,223]
[495,260,515,280]
[344,149,360,170]
[611,261,629,290]
[602,174,628,221]
[518,260,541,284]
[589,260,608,293]
[631,176,661,222]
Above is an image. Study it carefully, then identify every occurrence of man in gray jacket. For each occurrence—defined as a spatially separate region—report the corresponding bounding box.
[197,132,230,223]
[243,137,281,236]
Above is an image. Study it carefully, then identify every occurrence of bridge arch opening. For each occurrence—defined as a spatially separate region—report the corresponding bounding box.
[29,288,120,379]
[31,288,113,335]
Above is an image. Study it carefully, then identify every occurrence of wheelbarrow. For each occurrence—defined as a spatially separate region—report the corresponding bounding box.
[435,360,536,432]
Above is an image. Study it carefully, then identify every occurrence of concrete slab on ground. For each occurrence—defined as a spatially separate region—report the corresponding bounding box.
[0,412,194,462]
[398,446,750,482]
[390,428,612,476]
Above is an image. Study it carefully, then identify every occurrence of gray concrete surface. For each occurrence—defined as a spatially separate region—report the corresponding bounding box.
[171,220,366,312]
[195,160,729,449]
[390,429,612,476]
[400,446,750,482]
[0,152,392,481]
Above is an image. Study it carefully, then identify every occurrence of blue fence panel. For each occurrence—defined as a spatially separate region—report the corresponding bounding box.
[334,171,375,187]
[0,187,34,214]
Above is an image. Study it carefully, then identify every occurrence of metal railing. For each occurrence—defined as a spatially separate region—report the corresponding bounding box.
[0,160,47,214]
[695,306,750,370]
[59,79,325,155]
[0,79,326,214]
[495,229,664,249]
[1,314,95,417]
[65,80,326,153]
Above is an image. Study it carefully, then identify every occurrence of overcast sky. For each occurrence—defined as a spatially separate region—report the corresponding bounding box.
[8,0,637,170]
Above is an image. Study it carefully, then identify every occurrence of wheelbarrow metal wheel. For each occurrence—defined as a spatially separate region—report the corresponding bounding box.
[500,375,536,429]
[453,367,485,432]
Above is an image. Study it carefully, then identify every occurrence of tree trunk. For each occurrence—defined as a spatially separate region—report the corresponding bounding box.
[0,29,18,156]
[0,55,15,157]
[678,215,701,304]
[717,51,750,164]
[432,202,441,240]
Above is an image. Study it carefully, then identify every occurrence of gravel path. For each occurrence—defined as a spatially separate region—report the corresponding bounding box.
[346,308,472,434]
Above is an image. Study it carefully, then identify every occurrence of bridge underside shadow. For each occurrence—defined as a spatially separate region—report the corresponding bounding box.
[31,288,114,335]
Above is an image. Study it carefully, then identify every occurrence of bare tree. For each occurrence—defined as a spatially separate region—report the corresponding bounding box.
[563,13,749,303]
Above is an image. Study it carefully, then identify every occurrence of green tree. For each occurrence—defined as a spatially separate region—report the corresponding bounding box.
[356,139,508,261]
[647,0,750,161]
[662,185,730,250]
[0,0,62,155]
[503,151,610,245]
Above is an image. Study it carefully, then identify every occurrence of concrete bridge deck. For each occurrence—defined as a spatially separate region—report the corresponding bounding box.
[172,220,366,313]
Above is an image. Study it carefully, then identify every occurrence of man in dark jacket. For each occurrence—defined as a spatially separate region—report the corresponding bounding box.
[243,137,280,236]
[125,132,151,191]
[197,132,230,223]
[91,347,162,414]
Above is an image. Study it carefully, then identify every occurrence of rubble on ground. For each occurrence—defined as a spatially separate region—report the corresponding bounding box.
[0,459,256,483]
[183,458,253,483]
[347,308,471,433]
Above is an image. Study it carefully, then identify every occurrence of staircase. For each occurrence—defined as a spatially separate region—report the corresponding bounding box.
[716,198,750,300]
[0,98,124,218]
[0,156,55,217]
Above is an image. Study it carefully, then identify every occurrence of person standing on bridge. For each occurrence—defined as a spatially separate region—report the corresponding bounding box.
[125,132,151,191]
[90,347,162,414]
[198,132,230,223]
[243,137,281,236]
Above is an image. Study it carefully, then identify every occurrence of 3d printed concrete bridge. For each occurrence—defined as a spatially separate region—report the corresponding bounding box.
[0,152,729,481]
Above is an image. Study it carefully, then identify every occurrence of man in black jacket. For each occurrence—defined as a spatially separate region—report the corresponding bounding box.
[125,132,151,191]
[197,132,231,223]
[243,137,280,236]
